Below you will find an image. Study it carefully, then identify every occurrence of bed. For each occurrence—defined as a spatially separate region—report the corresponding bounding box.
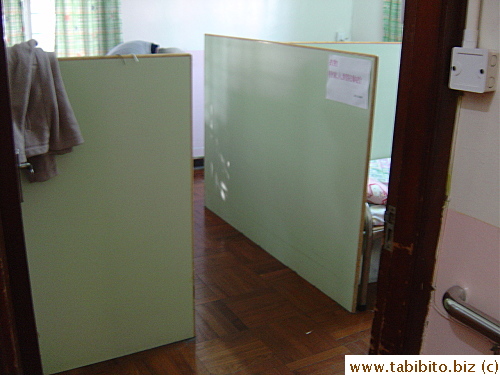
[358,157,391,310]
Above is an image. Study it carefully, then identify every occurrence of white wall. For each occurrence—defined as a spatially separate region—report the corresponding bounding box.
[121,0,361,158]
[351,0,384,41]
[121,0,354,51]
[421,0,499,354]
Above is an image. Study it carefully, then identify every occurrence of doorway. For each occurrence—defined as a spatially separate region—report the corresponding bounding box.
[0,0,468,372]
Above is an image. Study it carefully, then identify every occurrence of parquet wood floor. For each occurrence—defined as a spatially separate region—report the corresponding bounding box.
[55,169,373,375]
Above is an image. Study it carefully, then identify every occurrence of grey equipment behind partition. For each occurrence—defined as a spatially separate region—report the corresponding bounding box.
[21,54,194,373]
[205,35,378,312]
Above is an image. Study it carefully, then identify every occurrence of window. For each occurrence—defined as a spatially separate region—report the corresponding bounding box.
[383,0,404,42]
[23,0,56,51]
[2,0,122,57]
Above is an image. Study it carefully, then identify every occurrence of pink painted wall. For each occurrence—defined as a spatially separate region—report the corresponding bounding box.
[422,210,499,354]
[420,0,499,354]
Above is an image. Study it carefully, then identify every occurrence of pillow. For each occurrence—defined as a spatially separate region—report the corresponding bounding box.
[367,177,389,205]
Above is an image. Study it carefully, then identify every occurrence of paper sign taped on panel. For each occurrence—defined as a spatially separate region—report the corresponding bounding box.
[326,54,372,109]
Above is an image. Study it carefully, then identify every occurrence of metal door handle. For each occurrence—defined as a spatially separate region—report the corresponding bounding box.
[18,161,34,174]
[15,150,34,202]
[443,286,500,344]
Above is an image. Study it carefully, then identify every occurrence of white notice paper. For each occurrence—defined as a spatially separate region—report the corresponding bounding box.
[326,54,372,109]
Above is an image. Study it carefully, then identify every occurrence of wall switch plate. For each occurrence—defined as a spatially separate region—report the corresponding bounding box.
[449,47,498,93]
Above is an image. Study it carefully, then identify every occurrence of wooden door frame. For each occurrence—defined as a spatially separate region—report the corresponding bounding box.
[0,10,44,374]
[0,0,467,371]
[370,0,467,353]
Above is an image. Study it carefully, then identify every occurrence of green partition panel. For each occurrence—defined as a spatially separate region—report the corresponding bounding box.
[205,35,377,311]
[295,42,401,159]
[21,55,194,374]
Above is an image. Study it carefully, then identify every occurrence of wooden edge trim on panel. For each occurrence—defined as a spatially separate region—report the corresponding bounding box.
[58,53,192,61]
[352,54,380,312]
[291,41,402,45]
[204,34,381,59]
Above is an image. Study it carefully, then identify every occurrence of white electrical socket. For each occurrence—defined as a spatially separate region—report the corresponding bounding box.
[449,47,498,93]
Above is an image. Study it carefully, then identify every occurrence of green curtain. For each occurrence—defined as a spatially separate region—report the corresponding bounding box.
[55,0,122,57]
[383,0,404,42]
[1,0,25,45]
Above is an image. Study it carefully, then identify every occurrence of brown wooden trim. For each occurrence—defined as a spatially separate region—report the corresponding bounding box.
[0,8,44,375]
[370,0,467,354]
[58,52,190,61]
[0,218,22,375]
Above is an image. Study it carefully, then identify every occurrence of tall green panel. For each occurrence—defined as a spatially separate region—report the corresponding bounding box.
[21,55,194,374]
[205,35,377,311]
